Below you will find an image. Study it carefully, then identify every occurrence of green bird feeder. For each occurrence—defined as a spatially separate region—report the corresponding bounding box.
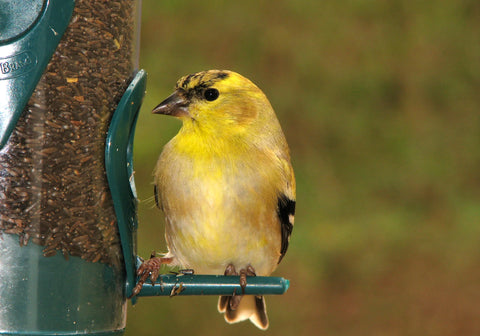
[0,1,289,335]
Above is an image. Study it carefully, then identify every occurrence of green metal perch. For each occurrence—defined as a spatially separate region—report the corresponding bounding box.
[136,274,290,297]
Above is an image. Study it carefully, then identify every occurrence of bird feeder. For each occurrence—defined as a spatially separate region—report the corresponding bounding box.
[0,1,289,335]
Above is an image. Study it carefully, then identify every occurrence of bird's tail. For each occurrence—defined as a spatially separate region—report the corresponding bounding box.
[218,294,269,330]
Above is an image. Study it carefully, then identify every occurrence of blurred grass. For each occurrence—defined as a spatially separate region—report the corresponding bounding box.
[127,1,480,335]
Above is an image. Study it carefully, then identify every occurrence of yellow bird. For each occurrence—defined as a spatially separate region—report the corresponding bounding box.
[135,70,295,330]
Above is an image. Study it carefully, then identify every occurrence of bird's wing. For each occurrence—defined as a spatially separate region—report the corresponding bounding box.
[277,194,295,263]
[276,152,296,264]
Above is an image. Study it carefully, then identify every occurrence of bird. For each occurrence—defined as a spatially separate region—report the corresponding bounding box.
[133,70,295,330]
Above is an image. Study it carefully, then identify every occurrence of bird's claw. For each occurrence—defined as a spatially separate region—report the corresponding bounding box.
[129,255,172,298]
[224,264,257,309]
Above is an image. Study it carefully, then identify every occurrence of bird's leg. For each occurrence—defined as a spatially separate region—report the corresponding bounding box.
[129,252,173,298]
[223,264,243,310]
[239,269,247,294]
[239,265,257,294]
[223,264,257,310]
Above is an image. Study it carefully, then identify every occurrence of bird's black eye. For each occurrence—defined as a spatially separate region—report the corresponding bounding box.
[204,88,219,101]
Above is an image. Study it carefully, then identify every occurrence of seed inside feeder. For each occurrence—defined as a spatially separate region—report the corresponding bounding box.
[0,0,137,267]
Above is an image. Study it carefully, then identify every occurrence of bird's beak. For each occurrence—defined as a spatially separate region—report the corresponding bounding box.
[152,90,190,118]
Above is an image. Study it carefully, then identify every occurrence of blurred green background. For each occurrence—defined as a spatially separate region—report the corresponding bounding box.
[127,1,480,335]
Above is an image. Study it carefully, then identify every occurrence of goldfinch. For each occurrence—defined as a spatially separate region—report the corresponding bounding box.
[135,70,295,330]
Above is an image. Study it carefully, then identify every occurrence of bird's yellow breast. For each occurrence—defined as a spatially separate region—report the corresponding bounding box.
[155,133,282,274]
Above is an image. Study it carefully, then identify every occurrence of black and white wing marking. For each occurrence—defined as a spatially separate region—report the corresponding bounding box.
[277,194,295,263]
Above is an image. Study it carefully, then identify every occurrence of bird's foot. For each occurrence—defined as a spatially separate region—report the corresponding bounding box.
[223,264,256,310]
[129,252,173,298]
[239,265,256,294]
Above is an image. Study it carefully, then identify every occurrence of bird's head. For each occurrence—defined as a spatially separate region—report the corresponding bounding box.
[152,70,276,135]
